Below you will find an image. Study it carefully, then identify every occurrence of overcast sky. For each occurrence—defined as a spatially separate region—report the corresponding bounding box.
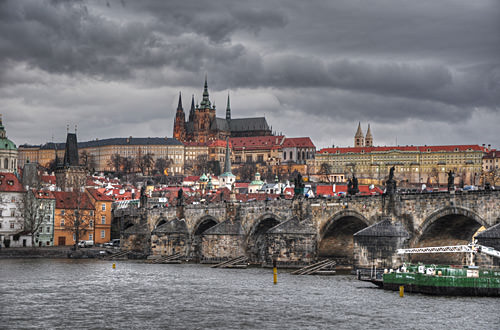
[1,0,499,149]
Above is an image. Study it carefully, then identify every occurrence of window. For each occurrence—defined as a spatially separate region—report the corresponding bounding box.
[89,234,93,241]
[0,223,2,228]
[289,151,293,160]
[10,223,14,228]
[46,227,50,233]
[10,209,15,217]
[89,220,93,228]
[90,211,94,216]
[61,210,65,216]
[101,230,105,239]
[11,197,15,203]
[101,203,106,211]
[283,152,286,160]
[73,234,76,241]
[60,219,65,226]
[101,215,106,224]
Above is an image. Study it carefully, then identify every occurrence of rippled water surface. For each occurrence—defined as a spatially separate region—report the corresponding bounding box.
[0,259,498,329]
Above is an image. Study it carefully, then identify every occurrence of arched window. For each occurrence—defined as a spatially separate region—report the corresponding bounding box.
[302,151,305,160]
[283,152,286,160]
[3,158,7,169]
[289,151,293,160]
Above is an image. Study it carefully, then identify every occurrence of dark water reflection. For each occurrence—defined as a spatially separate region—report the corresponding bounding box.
[0,259,498,329]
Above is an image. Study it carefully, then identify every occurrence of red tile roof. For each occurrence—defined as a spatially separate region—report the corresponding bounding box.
[41,174,56,184]
[283,137,315,148]
[0,172,25,193]
[86,187,114,202]
[53,191,95,210]
[208,139,232,148]
[33,190,55,199]
[230,136,285,151]
[318,145,485,154]
[483,149,499,159]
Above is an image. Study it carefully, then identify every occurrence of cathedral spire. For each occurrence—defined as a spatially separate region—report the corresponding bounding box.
[200,74,211,108]
[226,92,231,121]
[189,94,195,122]
[177,92,184,112]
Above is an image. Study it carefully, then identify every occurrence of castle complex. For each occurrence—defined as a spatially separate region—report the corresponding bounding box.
[173,77,272,143]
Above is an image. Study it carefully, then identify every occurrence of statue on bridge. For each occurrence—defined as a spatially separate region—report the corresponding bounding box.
[385,166,396,195]
[293,173,305,197]
[177,188,184,206]
[347,174,359,195]
[140,183,147,208]
[447,170,455,192]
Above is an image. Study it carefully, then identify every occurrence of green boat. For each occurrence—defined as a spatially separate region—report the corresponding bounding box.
[382,263,500,296]
[359,243,500,297]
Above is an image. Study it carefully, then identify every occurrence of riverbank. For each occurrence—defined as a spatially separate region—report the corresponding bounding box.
[0,246,109,259]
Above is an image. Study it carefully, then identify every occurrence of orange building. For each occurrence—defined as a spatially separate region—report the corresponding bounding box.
[86,188,113,245]
[53,191,95,246]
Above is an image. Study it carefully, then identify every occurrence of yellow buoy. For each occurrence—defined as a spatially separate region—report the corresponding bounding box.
[273,259,278,285]
[399,285,404,297]
[112,263,116,269]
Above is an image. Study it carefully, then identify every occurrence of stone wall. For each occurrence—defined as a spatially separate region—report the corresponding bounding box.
[201,234,244,262]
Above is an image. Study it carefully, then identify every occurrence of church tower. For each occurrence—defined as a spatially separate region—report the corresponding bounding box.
[354,122,364,147]
[173,92,186,141]
[365,124,373,147]
[55,130,86,191]
[194,75,216,143]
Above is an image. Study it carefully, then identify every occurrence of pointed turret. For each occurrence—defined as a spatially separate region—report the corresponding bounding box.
[220,137,236,189]
[226,92,231,121]
[223,137,232,173]
[173,92,186,141]
[200,74,211,108]
[365,124,373,147]
[63,132,79,166]
[189,94,195,122]
[354,122,364,148]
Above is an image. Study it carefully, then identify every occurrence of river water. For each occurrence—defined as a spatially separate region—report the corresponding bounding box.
[0,259,498,329]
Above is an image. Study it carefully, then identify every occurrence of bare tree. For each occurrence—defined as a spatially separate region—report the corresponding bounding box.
[108,153,122,172]
[121,156,135,174]
[61,178,95,249]
[23,190,48,247]
[142,153,155,175]
[318,162,333,183]
[486,167,500,186]
[155,157,172,175]
[80,150,96,172]
[235,162,257,181]
[429,167,440,186]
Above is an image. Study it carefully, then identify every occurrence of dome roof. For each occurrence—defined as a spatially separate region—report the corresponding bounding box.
[0,137,17,151]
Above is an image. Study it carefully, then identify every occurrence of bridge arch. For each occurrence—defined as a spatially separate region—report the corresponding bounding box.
[191,215,219,262]
[154,217,168,229]
[318,210,370,266]
[246,213,282,263]
[411,206,487,264]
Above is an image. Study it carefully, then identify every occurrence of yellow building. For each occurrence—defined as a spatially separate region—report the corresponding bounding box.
[86,188,113,245]
[53,191,95,246]
[19,137,185,175]
[315,145,485,186]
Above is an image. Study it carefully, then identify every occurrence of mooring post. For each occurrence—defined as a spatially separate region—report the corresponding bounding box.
[273,259,278,285]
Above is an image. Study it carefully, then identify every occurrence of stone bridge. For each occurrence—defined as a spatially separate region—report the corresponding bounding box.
[114,190,500,268]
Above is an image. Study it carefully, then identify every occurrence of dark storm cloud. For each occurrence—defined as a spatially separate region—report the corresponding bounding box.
[0,0,499,147]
